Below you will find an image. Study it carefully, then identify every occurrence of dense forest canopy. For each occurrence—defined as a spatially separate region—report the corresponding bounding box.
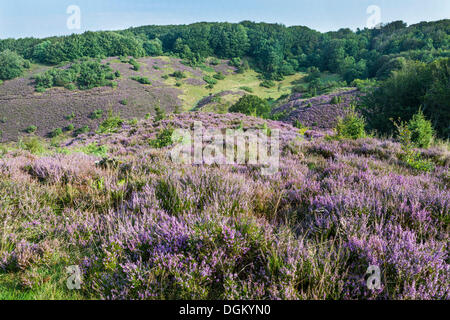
[1,19,449,81]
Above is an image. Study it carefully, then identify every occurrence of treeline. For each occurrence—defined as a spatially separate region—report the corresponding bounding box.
[1,20,449,82]
[361,57,449,138]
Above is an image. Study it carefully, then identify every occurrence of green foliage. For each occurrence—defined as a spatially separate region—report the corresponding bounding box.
[408,109,434,148]
[239,86,253,93]
[25,125,37,133]
[65,124,75,131]
[18,136,45,155]
[362,58,449,138]
[154,105,166,122]
[131,76,151,84]
[143,38,163,56]
[260,80,275,88]
[97,112,124,134]
[50,128,63,138]
[129,58,140,71]
[393,120,435,172]
[120,99,129,105]
[34,60,117,91]
[0,50,30,80]
[335,110,366,139]
[213,72,225,80]
[149,127,174,149]
[73,126,90,137]
[203,75,218,86]
[171,71,186,79]
[229,95,271,118]
[89,109,104,119]
[80,143,108,157]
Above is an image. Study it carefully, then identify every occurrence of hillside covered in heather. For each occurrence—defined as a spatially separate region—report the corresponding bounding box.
[0,111,448,299]
[0,17,449,300]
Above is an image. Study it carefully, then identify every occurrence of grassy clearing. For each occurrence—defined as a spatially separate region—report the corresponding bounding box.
[168,68,306,110]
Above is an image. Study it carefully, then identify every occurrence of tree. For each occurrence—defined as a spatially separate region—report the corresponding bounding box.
[229,95,271,118]
[0,50,29,80]
[143,38,163,56]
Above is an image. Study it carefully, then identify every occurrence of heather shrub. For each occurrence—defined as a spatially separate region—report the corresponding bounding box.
[335,111,366,139]
[408,109,434,148]
[203,75,218,86]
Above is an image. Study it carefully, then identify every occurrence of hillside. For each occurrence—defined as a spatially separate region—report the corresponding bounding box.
[0,112,448,299]
[0,56,305,142]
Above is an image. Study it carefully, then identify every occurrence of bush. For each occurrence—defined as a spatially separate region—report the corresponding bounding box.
[203,76,218,86]
[129,59,140,71]
[149,128,174,148]
[131,76,151,84]
[171,71,186,79]
[335,110,366,139]
[0,50,29,80]
[65,124,75,131]
[213,72,225,80]
[25,125,37,133]
[154,105,166,122]
[74,126,90,137]
[260,80,275,88]
[408,109,434,148]
[229,95,271,118]
[89,109,104,119]
[19,136,45,155]
[50,128,63,138]
[97,112,124,134]
[240,86,253,93]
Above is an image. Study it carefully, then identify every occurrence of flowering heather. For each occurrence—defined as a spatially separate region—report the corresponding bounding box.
[272,89,361,129]
[0,112,448,300]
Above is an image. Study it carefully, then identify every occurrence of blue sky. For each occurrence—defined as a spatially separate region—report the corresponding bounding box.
[1,0,449,39]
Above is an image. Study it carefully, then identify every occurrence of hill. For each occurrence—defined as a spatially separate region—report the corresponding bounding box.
[0,112,448,299]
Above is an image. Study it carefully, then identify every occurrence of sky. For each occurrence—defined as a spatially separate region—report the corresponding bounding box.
[0,0,449,39]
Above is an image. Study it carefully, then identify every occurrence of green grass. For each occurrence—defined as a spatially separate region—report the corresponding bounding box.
[163,67,305,110]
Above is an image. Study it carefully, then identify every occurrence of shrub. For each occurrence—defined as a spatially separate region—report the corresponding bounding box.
[120,99,128,106]
[203,75,218,86]
[0,50,29,80]
[154,105,166,122]
[19,136,45,154]
[335,110,366,139]
[97,112,124,134]
[260,80,275,88]
[240,86,253,93]
[50,128,63,138]
[213,72,225,80]
[131,76,151,85]
[25,125,37,133]
[129,59,140,71]
[408,109,434,148]
[73,126,90,137]
[171,71,186,79]
[394,120,435,172]
[229,95,271,118]
[149,127,174,148]
[89,109,104,119]
[65,124,75,131]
